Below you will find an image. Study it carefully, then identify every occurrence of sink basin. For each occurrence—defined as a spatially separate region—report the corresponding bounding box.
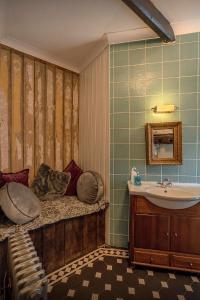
[128,181,200,209]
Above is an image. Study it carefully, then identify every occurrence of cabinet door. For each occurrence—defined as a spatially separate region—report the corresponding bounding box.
[135,214,170,251]
[171,216,200,255]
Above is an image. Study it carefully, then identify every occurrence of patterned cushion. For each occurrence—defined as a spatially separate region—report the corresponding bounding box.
[2,169,29,187]
[0,172,5,188]
[77,171,104,204]
[63,160,83,196]
[31,163,71,200]
[0,182,41,224]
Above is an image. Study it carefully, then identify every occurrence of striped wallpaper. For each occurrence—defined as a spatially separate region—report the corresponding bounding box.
[0,44,79,183]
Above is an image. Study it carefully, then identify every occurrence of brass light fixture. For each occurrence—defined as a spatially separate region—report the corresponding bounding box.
[151,104,177,113]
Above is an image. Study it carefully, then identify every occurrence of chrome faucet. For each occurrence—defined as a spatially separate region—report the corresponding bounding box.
[157,178,172,188]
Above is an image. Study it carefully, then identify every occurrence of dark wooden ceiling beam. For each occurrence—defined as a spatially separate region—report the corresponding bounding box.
[121,0,175,43]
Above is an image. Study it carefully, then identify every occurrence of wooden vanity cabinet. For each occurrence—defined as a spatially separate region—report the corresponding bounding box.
[129,195,200,272]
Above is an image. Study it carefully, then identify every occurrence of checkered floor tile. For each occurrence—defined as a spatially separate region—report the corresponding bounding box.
[47,248,200,300]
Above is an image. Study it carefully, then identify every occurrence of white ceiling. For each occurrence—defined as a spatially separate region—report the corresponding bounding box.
[1,0,200,72]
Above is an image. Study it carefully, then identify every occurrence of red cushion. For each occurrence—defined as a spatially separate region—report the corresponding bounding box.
[0,172,5,188]
[2,169,29,187]
[63,160,83,196]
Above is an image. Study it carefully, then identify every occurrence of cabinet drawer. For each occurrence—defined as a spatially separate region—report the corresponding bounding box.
[135,250,169,266]
[171,255,200,270]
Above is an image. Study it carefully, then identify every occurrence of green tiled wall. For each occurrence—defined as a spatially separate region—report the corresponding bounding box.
[109,32,200,248]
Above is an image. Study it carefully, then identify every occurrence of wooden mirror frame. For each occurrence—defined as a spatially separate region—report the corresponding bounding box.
[145,122,182,165]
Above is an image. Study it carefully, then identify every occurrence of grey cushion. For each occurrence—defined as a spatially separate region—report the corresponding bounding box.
[77,171,104,204]
[0,182,41,224]
[31,163,71,200]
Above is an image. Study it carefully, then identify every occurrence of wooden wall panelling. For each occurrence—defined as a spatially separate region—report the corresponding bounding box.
[72,73,79,162]
[65,217,83,264]
[55,220,65,269]
[0,46,10,172]
[63,71,73,167]
[11,51,23,171]
[45,64,55,168]
[0,239,8,293]
[42,224,56,274]
[24,56,35,182]
[34,61,45,173]
[55,68,64,170]
[83,213,97,253]
[97,210,105,246]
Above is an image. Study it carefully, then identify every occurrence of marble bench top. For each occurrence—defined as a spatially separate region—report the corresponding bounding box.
[0,196,107,242]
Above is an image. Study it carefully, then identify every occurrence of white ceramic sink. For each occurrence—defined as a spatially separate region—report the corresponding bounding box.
[128,181,200,209]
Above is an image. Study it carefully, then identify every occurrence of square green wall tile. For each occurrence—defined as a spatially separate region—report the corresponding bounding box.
[130,143,146,159]
[180,93,197,110]
[114,82,129,98]
[114,43,128,51]
[180,77,197,93]
[163,61,179,78]
[112,220,128,235]
[183,127,197,143]
[163,77,179,94]
[180,59,198,76]
[130,127,145,143]
[145,175,162,182]
[114,99,129,113]
[113,205,129,220]
[162,166,179,176]
[114,129,129,143]
[146,78,162,95]
[110,159,114,174]
[163,44,179,61]
[146,46,162,63]
[114,66,129,82]
[129,48,145,65]
[146,38,162,47]
[179,176,197,183]
[114,189,129,205]
[113,174,129,189]
[146,63,162,79]
[197,160,200,176]
[129,80,146,97]
[129,40,145,49]
[130,97,145,112]
[114,159,129,174]
[181,110,197,126]
[130,112,145,128]
[146,165,162,175]
[114,113,129,128]
[112,235,128,248]
[180,32,198,43]
[180,42,198,59]
[179,160,197,176]
[129,65,145,79]
[114,51,128,66]
[183,144,197,159]
[114,144,129,159]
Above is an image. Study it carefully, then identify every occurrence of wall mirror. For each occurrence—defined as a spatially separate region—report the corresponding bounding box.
[145,122,182,165]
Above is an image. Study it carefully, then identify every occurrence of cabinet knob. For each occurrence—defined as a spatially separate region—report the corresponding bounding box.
[189,262,193,267]
[174,232,178,237]
[165,232,169,237]
[150,257,154,263]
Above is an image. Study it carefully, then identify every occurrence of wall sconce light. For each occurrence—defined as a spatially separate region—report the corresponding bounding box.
[151,104,177,113]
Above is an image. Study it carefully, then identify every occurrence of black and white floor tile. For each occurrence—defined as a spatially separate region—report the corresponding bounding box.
[47,248,200,300]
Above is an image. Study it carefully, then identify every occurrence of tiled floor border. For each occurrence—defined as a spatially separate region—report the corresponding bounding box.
[47,247,129,287]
